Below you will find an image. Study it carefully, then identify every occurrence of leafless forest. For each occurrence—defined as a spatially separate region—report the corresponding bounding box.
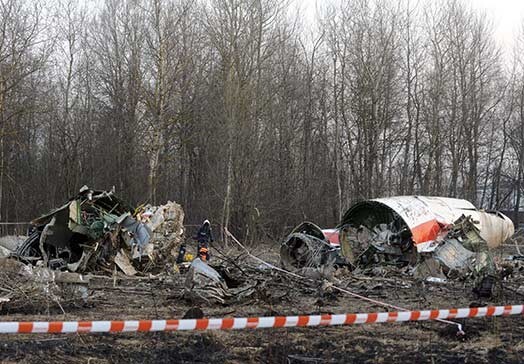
[1,0,523,239]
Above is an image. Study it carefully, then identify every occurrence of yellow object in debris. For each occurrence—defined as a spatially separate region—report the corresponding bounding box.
[184,253,194,262]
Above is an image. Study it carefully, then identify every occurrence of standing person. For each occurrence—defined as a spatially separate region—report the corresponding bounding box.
[193,219,214,261]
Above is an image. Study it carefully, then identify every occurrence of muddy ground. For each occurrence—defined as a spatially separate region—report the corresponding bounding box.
[0,242,523,364]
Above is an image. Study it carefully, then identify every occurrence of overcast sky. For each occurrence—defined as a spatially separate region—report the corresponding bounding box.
[298,0,524,52]
[471,0,524,49]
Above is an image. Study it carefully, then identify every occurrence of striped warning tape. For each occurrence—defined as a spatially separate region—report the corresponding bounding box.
[0,305,521,334]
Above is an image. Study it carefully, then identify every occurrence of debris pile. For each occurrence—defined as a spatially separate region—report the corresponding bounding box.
[340,222,415,269]
[13,186,184,276]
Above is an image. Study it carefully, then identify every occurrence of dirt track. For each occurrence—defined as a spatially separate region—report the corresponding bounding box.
[0,243,523,363]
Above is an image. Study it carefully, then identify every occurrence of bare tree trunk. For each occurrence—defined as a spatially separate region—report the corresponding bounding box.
[221,142,233,244]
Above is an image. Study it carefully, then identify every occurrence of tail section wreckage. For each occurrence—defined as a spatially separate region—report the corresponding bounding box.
[339,196,514,255]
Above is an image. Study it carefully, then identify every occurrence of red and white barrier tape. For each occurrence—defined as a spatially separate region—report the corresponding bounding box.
[0,305,522,334]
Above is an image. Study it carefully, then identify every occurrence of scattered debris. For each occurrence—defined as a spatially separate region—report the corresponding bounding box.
[412,257,445,280]
[0,257,89,312]
[0,180,523,364]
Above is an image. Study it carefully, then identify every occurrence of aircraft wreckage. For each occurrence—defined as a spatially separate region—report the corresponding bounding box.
[280,196,515,296]
[13,186,185,275]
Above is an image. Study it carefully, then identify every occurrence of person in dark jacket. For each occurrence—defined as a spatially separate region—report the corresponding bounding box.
[193,219,214,261]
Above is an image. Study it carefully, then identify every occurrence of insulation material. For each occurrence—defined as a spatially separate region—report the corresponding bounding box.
[141,201,185,258]
[0,257,89,311]
[0,235,26,251]
[476,212,514,249]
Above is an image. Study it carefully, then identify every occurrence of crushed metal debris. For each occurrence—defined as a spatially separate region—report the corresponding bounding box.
[13,186,184,276]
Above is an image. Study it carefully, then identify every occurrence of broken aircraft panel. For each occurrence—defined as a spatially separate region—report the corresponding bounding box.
[321,228,340,246]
